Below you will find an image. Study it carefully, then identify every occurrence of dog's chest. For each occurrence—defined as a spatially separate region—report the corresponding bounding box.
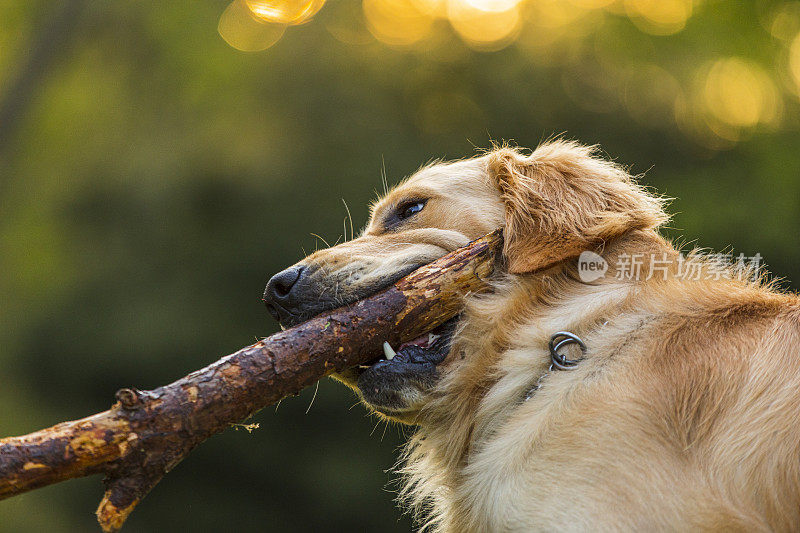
[450,334,655,530]
[439,287,660,530]
[452,375,604,530]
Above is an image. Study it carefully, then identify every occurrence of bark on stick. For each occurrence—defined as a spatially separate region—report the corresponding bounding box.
[0,230,502,532]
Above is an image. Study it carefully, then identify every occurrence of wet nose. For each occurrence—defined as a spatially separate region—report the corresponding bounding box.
[263,265,307,323]
[266,266,304,300]
[264,265,306,303]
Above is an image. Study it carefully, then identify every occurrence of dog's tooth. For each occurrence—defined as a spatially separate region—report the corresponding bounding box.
[383,341,396,360]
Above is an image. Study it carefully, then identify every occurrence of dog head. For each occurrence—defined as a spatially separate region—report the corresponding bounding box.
[263,141,667,423]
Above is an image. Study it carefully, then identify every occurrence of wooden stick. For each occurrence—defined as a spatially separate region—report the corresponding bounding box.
[0,230,502,532]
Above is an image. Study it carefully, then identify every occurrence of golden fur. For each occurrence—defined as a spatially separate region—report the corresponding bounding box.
[296,141,800,531]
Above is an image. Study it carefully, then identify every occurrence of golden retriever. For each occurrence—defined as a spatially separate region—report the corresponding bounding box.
[263,140,800,532]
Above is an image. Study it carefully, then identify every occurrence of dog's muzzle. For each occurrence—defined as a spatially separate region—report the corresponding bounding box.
[263,259,456,420]
[263,261,425,328]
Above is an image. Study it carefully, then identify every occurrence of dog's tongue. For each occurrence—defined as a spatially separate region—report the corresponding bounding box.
[399,333,438,351]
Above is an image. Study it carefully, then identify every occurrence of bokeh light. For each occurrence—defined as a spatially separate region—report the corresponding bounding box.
[624,0,692,35]
[218,0,287,52]
[790,32,800,96]
[213,0,800,151]
[410,0,447,16]
[676,57,784,146]
[460,0,520,11]
[529,0,589,29]
[761,2,800,41]
[569,0,615,8]
[363,0,436,47]
[447,0,522,50]
[245,0,326,25]
[702,58,781,130]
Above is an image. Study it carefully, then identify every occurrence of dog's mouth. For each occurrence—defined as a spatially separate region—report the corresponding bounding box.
[353,317,458,419]
[266,262,459,421]
[357,316,456,376]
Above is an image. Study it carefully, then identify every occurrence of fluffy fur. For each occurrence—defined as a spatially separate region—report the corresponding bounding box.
[295,141,800,531]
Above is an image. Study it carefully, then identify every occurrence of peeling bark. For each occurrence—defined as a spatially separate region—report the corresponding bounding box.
[0,230,502,532]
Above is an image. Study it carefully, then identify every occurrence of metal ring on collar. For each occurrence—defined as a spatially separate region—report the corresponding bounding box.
[548,331,586,371]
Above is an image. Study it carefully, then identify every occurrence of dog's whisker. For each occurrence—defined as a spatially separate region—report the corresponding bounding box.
[380,154,388,195]
[342,198,354,243]
[304,381,319,415]
[309,232,331,249]
[369,418,383,437]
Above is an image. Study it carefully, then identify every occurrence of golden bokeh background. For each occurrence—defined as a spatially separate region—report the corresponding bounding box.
[220,0,800,149]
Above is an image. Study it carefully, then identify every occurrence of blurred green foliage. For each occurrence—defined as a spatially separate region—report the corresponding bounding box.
[1,1,799,531]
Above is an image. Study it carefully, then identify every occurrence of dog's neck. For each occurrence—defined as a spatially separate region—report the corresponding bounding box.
[399,228,676,530]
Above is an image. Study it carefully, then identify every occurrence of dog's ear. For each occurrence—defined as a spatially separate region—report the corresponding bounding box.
[487,141,668,274]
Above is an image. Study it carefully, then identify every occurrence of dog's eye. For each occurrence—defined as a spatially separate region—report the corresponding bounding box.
[398,200,426,220]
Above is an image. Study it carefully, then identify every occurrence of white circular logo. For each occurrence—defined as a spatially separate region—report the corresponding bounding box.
[577,251,608,282]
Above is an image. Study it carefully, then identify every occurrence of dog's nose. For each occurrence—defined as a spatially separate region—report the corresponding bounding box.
[267,266,304,300]
[263,265,307,323]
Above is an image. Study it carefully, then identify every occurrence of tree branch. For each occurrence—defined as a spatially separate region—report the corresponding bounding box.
[0,230,502,532]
